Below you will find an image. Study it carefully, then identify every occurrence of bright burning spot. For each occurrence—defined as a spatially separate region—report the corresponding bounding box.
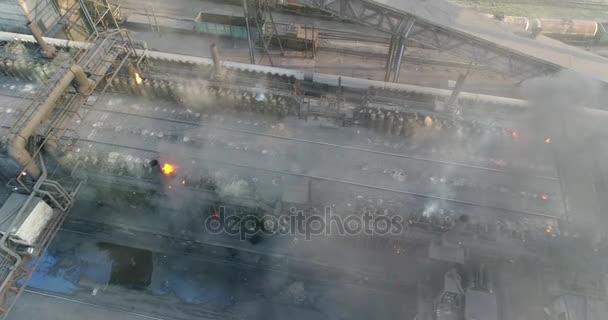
[511,130,520,139]
[134,73,143,85]
[545,138,552,144]
[161,163,176,175]
[540,194,549,201]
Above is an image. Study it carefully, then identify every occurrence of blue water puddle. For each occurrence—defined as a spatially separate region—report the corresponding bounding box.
[26,244,235,306]
[20,255,80,295]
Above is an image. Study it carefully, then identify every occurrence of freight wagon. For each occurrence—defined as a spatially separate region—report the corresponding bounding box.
[194,12,255,39]
[490,14,608,45]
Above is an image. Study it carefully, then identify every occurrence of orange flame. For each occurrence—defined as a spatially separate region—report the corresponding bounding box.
[134,73,143,85]
[545,138,551,144]
[161,163,176,175]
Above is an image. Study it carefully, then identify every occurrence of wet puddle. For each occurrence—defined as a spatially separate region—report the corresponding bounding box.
[97,242,153,290]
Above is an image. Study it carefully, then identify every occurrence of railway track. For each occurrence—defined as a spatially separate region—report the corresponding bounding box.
[12,218,420,320]
[0,77,556,184]
[0,87,563,219]
[81,104,556,180]
[21,289,171,320]
[59,217,418,294]
[70,133,561,221]
[70,102,563,217]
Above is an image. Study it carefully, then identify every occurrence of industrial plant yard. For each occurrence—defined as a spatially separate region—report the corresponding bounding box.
[1,0,608,319]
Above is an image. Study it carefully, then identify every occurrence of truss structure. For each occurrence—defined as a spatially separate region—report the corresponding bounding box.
[299,0,559,82]
[245,0,285,66]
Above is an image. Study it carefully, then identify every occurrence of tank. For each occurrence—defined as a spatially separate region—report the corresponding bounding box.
[497,15,600,40]
[537,18,599,38]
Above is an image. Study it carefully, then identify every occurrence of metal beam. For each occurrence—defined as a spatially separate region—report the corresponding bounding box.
[300,0,557,82]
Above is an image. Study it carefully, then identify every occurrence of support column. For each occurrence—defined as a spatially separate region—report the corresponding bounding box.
[17,0,56,59]
[384,36,398,82]
[243,0,255,64]
[210,43,225,80]
[384,18,415,83]
[445,72,469,109]
[392,38,406,82]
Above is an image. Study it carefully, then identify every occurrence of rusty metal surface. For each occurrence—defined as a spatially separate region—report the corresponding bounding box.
[538,18,599,37]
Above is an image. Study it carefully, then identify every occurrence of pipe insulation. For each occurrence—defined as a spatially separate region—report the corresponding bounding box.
[9,65,92,179]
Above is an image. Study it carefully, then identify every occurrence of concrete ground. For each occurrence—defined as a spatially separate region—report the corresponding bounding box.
[7,226,422,320]
[10,290,160,320]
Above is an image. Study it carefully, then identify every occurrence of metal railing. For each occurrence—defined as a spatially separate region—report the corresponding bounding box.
[0,28,136,319]
[0,155,85,318]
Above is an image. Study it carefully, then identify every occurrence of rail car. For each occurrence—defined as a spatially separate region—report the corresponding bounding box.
[125,11,318,52]
[489,14,608,45]
[194,12,253,39]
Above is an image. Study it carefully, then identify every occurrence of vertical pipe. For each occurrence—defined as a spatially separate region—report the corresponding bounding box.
[385,36,395,70]
[392,40,405,83]
[210,43,224,79]
[17,0,56,58]
[446,72,468,108]
[384,36,396,82]
[395,117,404,137]
[243,0,255,64]
[386,112,394,136]
[370,112,376,130]
[312,25,316,59]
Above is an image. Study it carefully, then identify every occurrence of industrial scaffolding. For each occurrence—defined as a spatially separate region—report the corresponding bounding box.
[0,29,137,319]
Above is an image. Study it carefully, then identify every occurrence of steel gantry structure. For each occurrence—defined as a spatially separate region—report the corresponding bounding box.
[297,0,571,83]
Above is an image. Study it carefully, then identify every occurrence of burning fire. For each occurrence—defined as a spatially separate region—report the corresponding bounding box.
[545,137,552,144]
[134,72,143,85]
[161,163,176,175]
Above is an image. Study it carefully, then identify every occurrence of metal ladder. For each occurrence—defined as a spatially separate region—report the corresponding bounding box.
[144,0,161,33]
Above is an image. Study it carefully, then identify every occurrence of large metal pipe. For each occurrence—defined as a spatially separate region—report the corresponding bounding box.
[392,40,405,82]
[9,65,91,179]
[243,0,256,64]
[210,43,225,80]
[17,0,55,59]
[210,44,221,70]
